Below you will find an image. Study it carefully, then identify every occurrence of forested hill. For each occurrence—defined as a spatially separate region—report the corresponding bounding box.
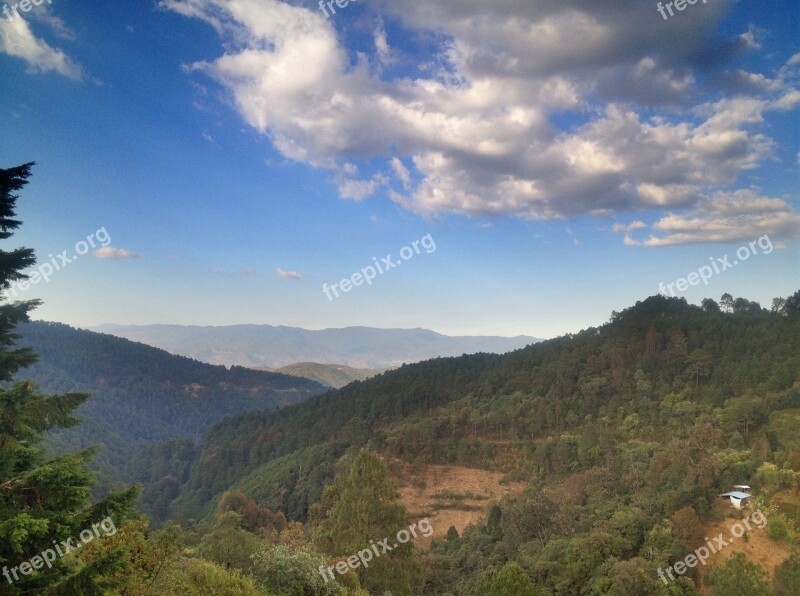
[263,361,389,389]
[165,293,800,527]
[15,321,327,493]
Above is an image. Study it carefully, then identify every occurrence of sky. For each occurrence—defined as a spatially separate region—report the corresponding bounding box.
[0,0,798,339]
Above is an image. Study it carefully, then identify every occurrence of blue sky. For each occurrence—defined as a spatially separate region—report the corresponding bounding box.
[0,0,798,338]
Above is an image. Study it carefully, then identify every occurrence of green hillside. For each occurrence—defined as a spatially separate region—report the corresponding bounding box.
[16,321,326,498]
[10,295,800,594]
[149,293,800,593]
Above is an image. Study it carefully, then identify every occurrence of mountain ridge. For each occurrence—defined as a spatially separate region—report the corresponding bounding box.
[88,323,539,369]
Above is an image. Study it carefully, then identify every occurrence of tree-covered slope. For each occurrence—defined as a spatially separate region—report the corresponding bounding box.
[154,293,800,594]
[165,295,800,525]
[15,321,326,494]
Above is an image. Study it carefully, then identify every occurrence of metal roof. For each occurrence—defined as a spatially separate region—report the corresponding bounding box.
[720,491,753,499]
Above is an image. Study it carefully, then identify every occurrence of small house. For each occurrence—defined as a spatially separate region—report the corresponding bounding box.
[719,490,753,510]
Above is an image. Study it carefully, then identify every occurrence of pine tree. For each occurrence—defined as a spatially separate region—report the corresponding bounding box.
[0,164,137,595]
[314,448,423,594]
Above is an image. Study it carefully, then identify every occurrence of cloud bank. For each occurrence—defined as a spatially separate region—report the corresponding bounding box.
[163,0,800,245]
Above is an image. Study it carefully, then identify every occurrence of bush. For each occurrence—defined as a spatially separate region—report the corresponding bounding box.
[251,544,345,595]
[768,515,790,541]
[155,557,263,595]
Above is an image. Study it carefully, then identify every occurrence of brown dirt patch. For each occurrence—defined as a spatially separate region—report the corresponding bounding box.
[393,463,525,550]
[694,507,792,594]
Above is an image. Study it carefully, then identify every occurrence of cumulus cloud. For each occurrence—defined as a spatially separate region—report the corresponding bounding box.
[275,267,302,280]
[163,0,800,243]
[93,247,141,259]
[622,190,800,246]
[0,11,82,79]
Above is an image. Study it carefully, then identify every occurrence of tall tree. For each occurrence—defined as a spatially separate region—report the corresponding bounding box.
[685,349,712,386]
[772,297,787,314]
[784,290,800,315]
[313,448,423,594]
[720,293,734,313]
[701,298,721,313]
[0,163,136,594]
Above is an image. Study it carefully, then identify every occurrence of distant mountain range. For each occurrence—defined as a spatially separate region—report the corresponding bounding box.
[89,324,540,369]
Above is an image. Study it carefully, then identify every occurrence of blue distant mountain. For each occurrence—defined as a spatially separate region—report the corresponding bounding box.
[89,323,540,369]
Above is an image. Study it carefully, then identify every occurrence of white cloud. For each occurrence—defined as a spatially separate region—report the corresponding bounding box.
[0,11,82,79]
[337,173,389,201]
[391,157,411,190]
[275,267,302,279]
[164,0,800,243]
[623,190,800,246]
[771,90,800,111]
[93,247,141,259]
[374,19,392,66]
